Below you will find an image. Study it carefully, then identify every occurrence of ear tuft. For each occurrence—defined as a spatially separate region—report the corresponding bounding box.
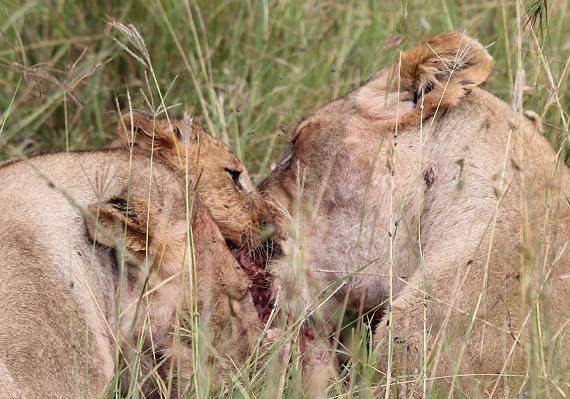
[113,112,177,151]
[523,110,543,133]
[85,196,152,254]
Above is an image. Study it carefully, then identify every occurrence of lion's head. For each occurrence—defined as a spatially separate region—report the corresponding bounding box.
[113,113,271,249]
[260,32,494,219]
[257,31,497,331]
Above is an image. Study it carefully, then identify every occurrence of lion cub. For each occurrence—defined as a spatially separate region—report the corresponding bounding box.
[112,112,270,249]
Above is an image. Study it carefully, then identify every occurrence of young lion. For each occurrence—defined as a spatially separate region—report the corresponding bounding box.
[260,32,570,396]
[112,112,271,249]
[0,149,260,398]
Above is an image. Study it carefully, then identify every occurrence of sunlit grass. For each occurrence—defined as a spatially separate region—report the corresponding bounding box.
[0,1,568,398]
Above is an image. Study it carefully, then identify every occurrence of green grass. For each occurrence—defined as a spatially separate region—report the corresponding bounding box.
[0,1,569,398]
[1,1,568,173]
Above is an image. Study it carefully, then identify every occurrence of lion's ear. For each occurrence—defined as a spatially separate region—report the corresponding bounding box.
[113,112,182,151]
[85,196,153,254]
[354,32,493,127]
[400,32,493,106]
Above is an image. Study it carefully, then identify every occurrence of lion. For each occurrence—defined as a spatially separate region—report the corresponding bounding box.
[259,32,570,397]
[112,112,271,249]
[0,148,261,398]
[111,114,321,388]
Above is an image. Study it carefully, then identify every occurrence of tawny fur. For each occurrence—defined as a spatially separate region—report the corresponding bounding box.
[260,32,570,397]
[0,150,260,398]
[112,113,270,248]
[354,32,493,129]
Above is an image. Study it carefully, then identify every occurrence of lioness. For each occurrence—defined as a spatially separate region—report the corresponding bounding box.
[259,32,570,396]
[0,149,260,398]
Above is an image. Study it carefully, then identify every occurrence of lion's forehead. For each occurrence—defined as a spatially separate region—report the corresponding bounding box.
[197,133,243,166]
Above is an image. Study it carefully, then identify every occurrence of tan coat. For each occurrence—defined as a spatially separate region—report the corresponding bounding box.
[260,32,570,397]
[0,149,259,398]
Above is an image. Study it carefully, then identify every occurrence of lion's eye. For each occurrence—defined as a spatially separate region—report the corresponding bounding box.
[225,168,243,190]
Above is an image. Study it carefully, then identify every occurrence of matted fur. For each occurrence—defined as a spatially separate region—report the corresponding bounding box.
[0,149,260,397]
[260,32,570,397]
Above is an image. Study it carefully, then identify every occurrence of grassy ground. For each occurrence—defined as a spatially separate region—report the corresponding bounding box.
[0,0,569,398]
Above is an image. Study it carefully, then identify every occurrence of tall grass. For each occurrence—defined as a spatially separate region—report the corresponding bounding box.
[0,1,569,398]
[1,1,568,172]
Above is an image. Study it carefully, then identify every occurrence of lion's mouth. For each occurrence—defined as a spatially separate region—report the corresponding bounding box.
[230,240,278,324]
[230,239,332,368]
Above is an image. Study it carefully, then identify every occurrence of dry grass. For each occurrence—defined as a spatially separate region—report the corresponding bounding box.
[0,0,569,398]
